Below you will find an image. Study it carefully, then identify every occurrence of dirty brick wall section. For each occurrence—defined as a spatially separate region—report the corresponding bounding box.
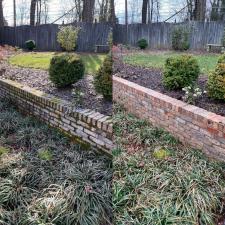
[0,79,113,153]
[113,76,225,161]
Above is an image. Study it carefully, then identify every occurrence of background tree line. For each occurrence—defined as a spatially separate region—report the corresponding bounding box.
[1,0,225,27]
[0,0,116,27]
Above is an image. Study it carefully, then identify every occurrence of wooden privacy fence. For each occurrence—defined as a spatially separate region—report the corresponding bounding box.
[0,23,112,52]
[113,21,225,50]
[0,22,225,51]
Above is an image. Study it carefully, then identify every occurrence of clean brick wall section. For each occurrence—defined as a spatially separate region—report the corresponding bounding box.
[0,79,113,154]
[113,76,225,161]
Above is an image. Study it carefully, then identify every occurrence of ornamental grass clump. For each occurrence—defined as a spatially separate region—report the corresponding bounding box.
[113,106,225,225]
[0,98,112,225]
[207,54,225,101]
[163,55,200,90]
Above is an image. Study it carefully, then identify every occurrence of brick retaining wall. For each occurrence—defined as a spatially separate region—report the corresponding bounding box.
[113,76,225,161]
[0,79,113,154]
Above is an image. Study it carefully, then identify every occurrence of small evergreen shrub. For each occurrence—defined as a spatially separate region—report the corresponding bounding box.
[94,54,112,100]
[137,38,148,49]
[172,26,190,51]
[163,55,200,90]
[57,26,80,52]
[49,54,85,88]
[25,40,36,50]
[207,55,225,101]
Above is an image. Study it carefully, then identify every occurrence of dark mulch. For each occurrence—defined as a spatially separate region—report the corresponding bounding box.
[113,59,225,117]
[1,61,112,116]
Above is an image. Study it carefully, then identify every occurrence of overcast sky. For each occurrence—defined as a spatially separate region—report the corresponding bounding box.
[3,0,184,26]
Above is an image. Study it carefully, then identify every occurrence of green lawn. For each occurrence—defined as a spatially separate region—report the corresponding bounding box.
[9,52,106,74]
[123,51,220,75]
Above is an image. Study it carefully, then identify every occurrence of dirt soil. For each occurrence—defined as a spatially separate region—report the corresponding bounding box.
[0,47,112,116]
[113,58,225,117]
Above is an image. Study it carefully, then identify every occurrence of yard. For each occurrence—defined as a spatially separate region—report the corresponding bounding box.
[114,49,225,116]
[113,106,225,225]
[123,51,220,75]
[0,98,112,225]
[9,52,106,74]
[1,49,111,115]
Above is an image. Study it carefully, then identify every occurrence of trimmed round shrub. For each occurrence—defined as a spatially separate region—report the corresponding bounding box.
[94,54,112,100]
[207,55,225,101]
[49,54,85,88]
[137,39,148,49]
[163,55,200,90]
[25,40,36,50]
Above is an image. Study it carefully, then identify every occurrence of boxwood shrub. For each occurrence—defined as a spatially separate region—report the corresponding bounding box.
[94,54,112,100]
[207,55,225,101]
[137,38,148,49]
[49,54,85,88]
[163,55,200,90]
[25,40,36,51]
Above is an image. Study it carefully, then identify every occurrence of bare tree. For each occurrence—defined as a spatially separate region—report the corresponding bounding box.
[82,0,95,22]
[142,0,148,23]
[109,0,116,23]
[30,0,37,25]
[194,0,206,21]
[59,0,82,24]
[97,0,109,22]
[0,0,4,27]
[125,0,128,25]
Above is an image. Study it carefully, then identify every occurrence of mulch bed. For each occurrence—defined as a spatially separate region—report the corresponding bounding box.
[0,56,112,116]
[113,58,225,117]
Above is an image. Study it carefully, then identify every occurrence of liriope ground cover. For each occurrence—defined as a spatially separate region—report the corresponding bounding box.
[113,105,225,225]
[0,99,112,225]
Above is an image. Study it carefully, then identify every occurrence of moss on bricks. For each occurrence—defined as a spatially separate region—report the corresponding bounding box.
[0,146,10,157]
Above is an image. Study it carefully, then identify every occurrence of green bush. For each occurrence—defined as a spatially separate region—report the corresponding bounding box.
[49,54,85,88]
[172,26,190,51]
[25,40,36,51]
[163,55,200,90]
[137,38,148,49]
[207,55,225,101]
[94,54,112,100]
[57,26,80,52]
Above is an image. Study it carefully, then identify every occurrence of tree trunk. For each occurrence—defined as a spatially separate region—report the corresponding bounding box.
[109,0,116,24]
[30,0,37,25]
[125,0,128,25]
[194,0,206,21]
[82,0,95,22]
[13,0,16,27]
[0,0,4,27]
[142,0,148,24]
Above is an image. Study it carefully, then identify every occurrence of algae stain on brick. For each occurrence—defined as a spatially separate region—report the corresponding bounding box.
[0,146,10,157]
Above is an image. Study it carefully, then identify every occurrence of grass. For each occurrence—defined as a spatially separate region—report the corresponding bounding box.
[9,52,106,74]
[0,99,112,225]
[123,51,220,75]
[113,105,225,225]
